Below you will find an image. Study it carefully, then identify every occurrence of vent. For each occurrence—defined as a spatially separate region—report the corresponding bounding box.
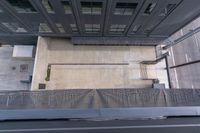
[20,64,28,72]
[38,83,46,89]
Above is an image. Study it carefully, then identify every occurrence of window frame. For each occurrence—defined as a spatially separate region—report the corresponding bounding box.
[70,24,79,33]
[84,24,101,33]
[1,22,27,33]
[114,2,138,16]
[42,0,55,14]
[110,24,127,34]
[39,23,52,33]
[7,0,37,13]
[61,0,72,14]
[81,1,103,15]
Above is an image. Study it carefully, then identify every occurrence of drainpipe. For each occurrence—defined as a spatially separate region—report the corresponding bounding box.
[165,56,172,88]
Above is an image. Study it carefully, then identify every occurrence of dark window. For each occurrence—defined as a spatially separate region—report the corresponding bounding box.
[7,0,37,13]
[85,24,100,33]
[81,2,102,15]
[61,1,72,14]
[42,0,54,14]
[2,22,27,32]
[110,24,126,34]
[70,24,79,33]
[160,4,176,16]
[56,23,65,33]
[144,3,157,15]
[39,23,52,33]
[114,2,138,15]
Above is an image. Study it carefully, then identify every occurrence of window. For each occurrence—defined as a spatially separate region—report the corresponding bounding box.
[61,1,72,14]
[70,24,78,33]
[159,4,176,16]
[85,24,100,33]
[42,0,54,14]
[114,2,138,15]
[145,25,154,33]
[39,23,52,33]
[7,0,37,13]
[110,24,126,34]
[81,2,102,15]
[144,3,157,15]
[132,25,141,33]
[56,23,65,33]
[2,22,27,32]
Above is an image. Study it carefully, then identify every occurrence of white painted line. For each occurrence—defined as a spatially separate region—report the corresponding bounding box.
[185,54,189,63]
[1,124,200,132]
[170,47,176,66]
[194,34,199,50]
[181,29,184,36]
[170,47,179,88]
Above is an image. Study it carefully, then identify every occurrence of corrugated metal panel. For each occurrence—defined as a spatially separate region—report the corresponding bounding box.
[0,89,200,109]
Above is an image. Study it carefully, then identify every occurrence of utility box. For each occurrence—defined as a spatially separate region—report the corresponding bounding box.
[12,45,34,59]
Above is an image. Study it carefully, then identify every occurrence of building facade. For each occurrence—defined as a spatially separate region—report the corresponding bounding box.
[0,0,199,45]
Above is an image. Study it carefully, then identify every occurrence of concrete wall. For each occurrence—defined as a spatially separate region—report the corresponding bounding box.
[167,17,200,88]
[32,37,158,90]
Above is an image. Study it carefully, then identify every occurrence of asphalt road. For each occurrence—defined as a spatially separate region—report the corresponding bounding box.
[0,118,200,133]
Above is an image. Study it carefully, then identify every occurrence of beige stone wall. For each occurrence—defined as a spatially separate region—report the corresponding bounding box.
[31,37,156,90]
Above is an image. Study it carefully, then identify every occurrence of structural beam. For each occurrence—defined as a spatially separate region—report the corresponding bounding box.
[170,59,200,69]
